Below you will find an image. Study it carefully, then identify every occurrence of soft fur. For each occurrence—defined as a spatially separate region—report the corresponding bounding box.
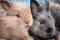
[0,0,33,40]
[29,0,56,40]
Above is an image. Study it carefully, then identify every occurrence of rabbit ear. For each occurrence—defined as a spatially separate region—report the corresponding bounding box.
[45,0,49,11]
[1,1,10,11]
[30,0,42,18]
[30,0,42,13]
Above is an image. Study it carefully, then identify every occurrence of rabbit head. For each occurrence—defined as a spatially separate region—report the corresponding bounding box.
[29,0,56,39]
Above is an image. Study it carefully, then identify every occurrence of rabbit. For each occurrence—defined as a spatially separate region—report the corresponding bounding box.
[28,0,56,40]
[0,0,33,40]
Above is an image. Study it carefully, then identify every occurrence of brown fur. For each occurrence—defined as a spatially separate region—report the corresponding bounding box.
[0,9,7,16]
[57,33,60,40]
[0,16,33,40]
[0,1,33,40]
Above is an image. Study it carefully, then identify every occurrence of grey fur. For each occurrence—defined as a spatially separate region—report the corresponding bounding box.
[29,0,56,39]
[50,7,60,31]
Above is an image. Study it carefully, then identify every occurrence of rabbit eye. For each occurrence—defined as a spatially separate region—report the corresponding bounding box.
[16,14,20,17]
[40,20,45,24]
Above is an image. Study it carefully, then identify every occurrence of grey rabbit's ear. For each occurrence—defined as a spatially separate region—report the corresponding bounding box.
[30,0,42,13]
[45,0,49,11]
[1,1,10,11]
[30,0,42,18]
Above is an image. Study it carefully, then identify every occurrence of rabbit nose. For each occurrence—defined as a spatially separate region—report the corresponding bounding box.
[47,28,52,33]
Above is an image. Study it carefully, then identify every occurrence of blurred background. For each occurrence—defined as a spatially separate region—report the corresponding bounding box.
[0,0,60,8]
[0,0,44,8]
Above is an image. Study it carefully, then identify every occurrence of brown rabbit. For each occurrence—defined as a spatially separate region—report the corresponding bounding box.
[0,1,33,40]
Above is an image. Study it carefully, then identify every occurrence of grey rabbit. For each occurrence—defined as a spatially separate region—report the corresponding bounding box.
[28,0,56,40]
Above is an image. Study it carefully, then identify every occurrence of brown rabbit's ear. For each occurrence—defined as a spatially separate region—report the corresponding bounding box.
[1,1,10,10]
